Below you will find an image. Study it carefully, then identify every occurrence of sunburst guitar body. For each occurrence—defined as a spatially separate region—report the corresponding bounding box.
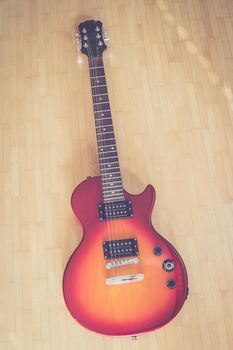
[63,20,188,336]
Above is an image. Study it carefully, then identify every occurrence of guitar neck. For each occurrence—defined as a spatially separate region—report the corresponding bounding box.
[88,56,125,203]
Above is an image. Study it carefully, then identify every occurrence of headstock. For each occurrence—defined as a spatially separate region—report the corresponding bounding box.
[76,20,108,58]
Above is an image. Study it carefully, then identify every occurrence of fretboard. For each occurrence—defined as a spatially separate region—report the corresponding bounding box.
[88,57,124,203]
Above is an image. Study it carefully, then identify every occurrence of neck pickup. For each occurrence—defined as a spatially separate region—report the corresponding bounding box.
[98,200,133,221]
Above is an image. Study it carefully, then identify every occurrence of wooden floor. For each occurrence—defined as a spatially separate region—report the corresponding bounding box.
[1,0,233,349]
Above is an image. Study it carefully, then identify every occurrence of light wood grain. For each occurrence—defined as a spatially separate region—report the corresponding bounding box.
[1,0,233,349]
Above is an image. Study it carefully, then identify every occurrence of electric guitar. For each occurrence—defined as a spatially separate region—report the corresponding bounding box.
[63,20,188,336]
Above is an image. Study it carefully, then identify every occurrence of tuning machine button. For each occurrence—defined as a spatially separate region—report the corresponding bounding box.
[75,33,81,43]
[103,29,110,46]
[153,246,162,256]
[167,279,176,289]
[163,259,175,272]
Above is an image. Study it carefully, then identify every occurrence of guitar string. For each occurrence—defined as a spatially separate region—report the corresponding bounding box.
[87,41,119,278]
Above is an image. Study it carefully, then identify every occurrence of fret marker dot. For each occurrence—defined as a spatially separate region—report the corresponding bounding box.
[111,147,114,150]
[97,80,99,83]
[108,164,111,167]
[101,113,104,116]
[103,128,106,131]
[109,175,112,177]
[100,97,102,100]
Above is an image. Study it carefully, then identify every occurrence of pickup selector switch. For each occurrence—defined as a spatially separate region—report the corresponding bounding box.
[163,259,175,272]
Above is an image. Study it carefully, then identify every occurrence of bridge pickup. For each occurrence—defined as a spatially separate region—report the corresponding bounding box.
[98,201,133,221]
[103,238,139,260]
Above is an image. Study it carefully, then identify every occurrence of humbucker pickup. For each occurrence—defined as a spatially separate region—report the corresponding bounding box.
[98,201,133,221]
[103,238,139,260]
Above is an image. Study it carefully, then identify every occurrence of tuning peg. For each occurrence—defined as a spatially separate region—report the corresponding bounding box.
[75,33,80,43]
[103,29,110,46]
[75,32,82,51]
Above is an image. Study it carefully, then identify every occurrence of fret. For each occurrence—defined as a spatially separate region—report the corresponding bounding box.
[93,93,108,97]
[103,190,124,195]
[95,117,112,122]
[94,109,111,114]
[102,180,123,189]
[93,101,109,105]
[102,175,121,181]
[100,168,120,175]
[92,84,106,90]
[100,168,120,174]
[96,129,114,133]
[97,137,116,143]
[91,84,107,88]
[102,181,123,188]
[94,102,109,108]
[103,183,123,192]
[102,183,122,188]
[102,178,122,183]
[99,152,118,158]
[97,133,115,140]
[97,137,116,142]
[103,193,124,200]
[98,141,116,148]
[100,157,119,165]
[103,187,123,192]
[95,119,113,127]
[103,193,124,199]
[103,195,124,200]
[99,152,117,157]
[99,157,119,164]
[103,186,123,191]
[102,176,122,182]
[89,66,104,71]
[99,154,118,160]
[103,191,124,197]
[100,162,119,167]
[103,197,125,203]
[97,132,115,137]
[102,183,123,189]
[91,75,105,79]
[90,66,104,69]
[100,167,120,172]
[95,117,112,121]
